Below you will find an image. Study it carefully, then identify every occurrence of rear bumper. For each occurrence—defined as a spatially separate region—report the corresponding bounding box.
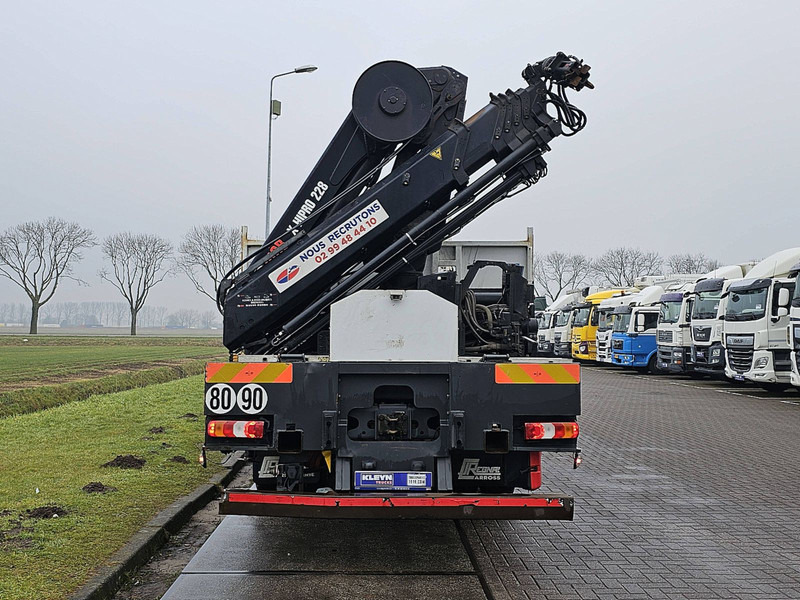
[220,489,574,520]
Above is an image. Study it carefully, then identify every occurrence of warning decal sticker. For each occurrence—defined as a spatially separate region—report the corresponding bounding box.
[495,363,580,384]
[429,146,442,160]
[206,362,293,384]
[268,200,390,293]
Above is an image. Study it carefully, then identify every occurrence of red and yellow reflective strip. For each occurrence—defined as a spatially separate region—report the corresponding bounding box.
[495,363,580,384]
[205,362,293,384]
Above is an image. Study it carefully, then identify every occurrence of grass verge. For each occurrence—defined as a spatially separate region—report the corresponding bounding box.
[0,336,222,388]
[0,375,223,600]
[0,359,211,418]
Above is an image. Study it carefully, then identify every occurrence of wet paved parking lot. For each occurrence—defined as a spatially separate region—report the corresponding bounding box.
[145,367,800,600]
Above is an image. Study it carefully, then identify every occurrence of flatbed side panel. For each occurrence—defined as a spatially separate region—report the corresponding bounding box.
[219,490,574,520]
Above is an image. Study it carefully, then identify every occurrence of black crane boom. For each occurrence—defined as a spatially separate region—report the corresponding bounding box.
[219,53,592,354]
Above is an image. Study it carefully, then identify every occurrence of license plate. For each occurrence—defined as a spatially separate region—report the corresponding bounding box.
[734,375,745,381]
[354,471,432,491]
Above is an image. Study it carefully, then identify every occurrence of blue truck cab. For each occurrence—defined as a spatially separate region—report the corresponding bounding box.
[611,285,664,373]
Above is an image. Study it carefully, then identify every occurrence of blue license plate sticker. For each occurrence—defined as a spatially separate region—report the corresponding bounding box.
[354,471,432,491]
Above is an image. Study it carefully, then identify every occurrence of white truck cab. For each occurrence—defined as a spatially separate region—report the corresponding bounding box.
[553,305,577,358]
[790,261,800,389]
[722,248,800,391]
[688,264,755,376]
[596,292,636,363]
[654,274,706,373]
[538,292,580,356]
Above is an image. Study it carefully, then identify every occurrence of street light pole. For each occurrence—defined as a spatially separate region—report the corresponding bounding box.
[265,64,318,239]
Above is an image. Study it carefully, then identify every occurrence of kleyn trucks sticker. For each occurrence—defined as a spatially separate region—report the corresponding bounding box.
[269,200,389,292]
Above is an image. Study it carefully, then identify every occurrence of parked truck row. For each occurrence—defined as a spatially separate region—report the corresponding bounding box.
[537,248,800,392]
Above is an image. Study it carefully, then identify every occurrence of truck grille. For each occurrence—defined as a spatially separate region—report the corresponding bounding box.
[727,348,753,373]
[693,326,711,342]
[554,333,561,343]
[657,330,673,343]
[657,347,673,363]
[612,339,623,350]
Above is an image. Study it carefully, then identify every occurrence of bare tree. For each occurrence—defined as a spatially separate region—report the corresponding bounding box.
[667,253,720,275]
[100,233,172,335]
[0,218,96,333]
[200,309,222,329]
[167,308,200,328]
[177,225,240,311]
[592,247,663,287]
[533,251,594,302]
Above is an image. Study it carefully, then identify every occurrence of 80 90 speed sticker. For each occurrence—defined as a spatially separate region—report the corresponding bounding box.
[205,383,269,414]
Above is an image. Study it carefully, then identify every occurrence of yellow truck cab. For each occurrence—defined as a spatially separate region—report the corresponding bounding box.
[571,289,628,360]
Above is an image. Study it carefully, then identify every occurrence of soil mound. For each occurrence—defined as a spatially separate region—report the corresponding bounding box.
[102,454,146,469]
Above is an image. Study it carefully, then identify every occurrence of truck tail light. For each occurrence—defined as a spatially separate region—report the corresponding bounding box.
[207,420,265,439]
[524,421,579,440]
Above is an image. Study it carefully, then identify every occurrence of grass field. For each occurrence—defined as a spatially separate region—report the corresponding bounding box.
[0,336,222,389]
[0,336,225,417]
[0,376,224,600]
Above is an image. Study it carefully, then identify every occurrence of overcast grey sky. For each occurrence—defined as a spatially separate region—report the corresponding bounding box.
[1,0,798,311]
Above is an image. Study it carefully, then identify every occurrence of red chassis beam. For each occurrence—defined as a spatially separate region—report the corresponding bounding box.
[220,490,574,520]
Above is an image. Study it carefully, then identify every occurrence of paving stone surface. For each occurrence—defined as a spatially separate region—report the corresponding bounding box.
[462,366,800,600]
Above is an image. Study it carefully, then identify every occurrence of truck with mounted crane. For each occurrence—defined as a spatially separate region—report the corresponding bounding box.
[205,54,593,519]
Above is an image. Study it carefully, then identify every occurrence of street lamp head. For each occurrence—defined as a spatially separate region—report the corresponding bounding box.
[294,64,318,73]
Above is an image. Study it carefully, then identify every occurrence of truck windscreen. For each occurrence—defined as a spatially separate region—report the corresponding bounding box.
[659,301,682,324]
[597,309,613,331]
[692,290,722,319]
[726,288,768,321]
[573,306,591,327]
[794,279,800,307]
[613,313,631,333]
[555,311,570,327]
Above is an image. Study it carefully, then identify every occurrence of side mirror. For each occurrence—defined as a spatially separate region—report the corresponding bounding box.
[777,307,789,317]
[635,313,645,332]
[778,287,790,307]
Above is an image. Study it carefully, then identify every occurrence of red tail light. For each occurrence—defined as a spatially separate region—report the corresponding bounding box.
[524,421,579,440]
[207,420,264,439]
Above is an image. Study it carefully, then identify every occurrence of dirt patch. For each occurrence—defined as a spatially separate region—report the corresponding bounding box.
[168,455,190,464]
[148,426,166,434]
[160,442,173,449]
[82,482,117,494]
[26,505,69,519]
[102,455,146,469]
[179,413,199,420]
[0,519,35,550]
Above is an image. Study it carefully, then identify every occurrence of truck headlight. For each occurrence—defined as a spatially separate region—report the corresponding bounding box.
[711,348,721,357]
[754,356,769,369]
